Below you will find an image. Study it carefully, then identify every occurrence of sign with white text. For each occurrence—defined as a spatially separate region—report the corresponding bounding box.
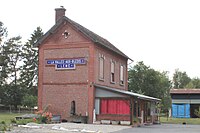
[46,58,86,70]
[46,58,86,65]
[55,63,75,70]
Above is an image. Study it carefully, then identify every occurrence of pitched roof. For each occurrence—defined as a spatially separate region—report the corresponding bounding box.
[34,16,132,60]
[170,89,200,94]
[94,84,161,102]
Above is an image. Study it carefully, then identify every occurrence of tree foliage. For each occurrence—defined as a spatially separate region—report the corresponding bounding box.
[0,36,23,109]
[0,23,43,109]
[0,84,24,109]
[172,69,191,88]
[128,61,171,111]
[0,21,7,85]
[3,36,23,84]
[0,21,7,43]
[22,94,37,108]
[194,106,200,118]
[185,77,200,89]
[19,27,43,95]
[19,27,43,108]
[172,69,200,89]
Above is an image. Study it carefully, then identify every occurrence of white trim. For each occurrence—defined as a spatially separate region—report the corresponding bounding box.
[172,99,200,104]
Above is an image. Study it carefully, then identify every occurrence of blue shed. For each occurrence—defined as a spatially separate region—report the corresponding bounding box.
[170,89,200,118]
[172,104,190,118]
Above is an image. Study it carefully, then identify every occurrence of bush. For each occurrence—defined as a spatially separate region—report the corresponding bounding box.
[10,119,17,124]
[194,106,200,118]
[22,94,37,108]
[33,104,53,124]
[0,121,11,131]
[16,119,34,125]
[36,111,52,124]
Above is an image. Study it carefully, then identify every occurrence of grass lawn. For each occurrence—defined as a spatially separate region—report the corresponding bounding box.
[0,113,25,124]
[160,117,200,125]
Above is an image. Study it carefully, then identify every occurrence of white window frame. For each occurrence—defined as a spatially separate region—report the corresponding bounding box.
[120,65,124,85]
[99,54,105,80]
[110,60,115,83]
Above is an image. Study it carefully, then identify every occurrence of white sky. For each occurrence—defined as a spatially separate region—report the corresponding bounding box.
[1,0,200,79]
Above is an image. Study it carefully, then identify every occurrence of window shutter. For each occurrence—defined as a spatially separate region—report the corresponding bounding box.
[120,65,124,81]
[99,57,104,79]
[111,61,114,73]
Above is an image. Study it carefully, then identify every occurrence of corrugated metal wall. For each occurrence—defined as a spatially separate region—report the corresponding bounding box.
[172,104,190,118]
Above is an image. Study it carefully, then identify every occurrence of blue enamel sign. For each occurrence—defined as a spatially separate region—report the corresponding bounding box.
[47,58,86,65]
[56,63,75,70]
[46,58,86,70]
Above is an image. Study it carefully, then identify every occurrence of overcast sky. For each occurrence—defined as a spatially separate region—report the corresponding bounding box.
[1,0,200,78]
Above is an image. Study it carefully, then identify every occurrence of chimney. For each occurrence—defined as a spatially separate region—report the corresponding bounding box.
[55,6,66,23]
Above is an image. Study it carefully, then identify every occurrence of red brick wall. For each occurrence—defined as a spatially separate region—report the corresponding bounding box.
[44,22,91,45]
[42,84,88,119]
[94,45,128,90]
[38,22,95,122]
[43,48,89,84]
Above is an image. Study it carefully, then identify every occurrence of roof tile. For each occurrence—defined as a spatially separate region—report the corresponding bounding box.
[34,16,132,60]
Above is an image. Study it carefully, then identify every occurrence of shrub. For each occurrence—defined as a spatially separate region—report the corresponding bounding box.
[194,106,200,118]
[35,104,52,124]
[16,119,34,125]
[0,121,11,131]
[10,119,17,124]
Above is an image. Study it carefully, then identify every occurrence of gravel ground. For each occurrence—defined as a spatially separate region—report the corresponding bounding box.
[7,123,200,133]
[7,123,131,133]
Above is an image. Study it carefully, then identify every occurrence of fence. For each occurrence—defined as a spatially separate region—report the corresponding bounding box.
[0,105,37,114]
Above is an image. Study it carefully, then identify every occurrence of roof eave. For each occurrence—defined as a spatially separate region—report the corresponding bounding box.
[33,17,64,47]
[33,16,133,62]
[94,84,161,102]
[94,41,133,61]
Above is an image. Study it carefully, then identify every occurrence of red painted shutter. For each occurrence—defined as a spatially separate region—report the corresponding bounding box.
[100,99,108,114]
[100,99,130,115]
[108,99,117,114]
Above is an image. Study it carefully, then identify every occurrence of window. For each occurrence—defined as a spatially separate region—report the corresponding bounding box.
[99,54,105,80]
[110,61,115,83]
[120,65,124,85]
[70,101,76,115]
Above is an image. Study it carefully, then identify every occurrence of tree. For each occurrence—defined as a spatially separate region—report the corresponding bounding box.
[0,36,24,109]
[0,23,43,109]
[0,21,7,85]
[185,78,200,88]
[0,46,8,85]
[19,27,43,107]
[0,21,7,43]
[19,27,43,93]
[128,61,171,111]
[22,94,37,108]
[0,84,24,109]
[172,69,191,88]
[3,36,23,84]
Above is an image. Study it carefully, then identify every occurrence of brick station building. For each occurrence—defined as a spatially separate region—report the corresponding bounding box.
[34,7,160,125]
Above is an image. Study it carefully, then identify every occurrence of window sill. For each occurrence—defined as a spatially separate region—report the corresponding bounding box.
[110,81,115,84]
[120,83,124,86]
[99,78,104,82]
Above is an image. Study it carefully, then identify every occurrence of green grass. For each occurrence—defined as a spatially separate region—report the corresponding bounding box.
[0,113,25,124]
[160,117,200,125]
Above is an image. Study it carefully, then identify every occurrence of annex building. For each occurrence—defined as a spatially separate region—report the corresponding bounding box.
[35,7,160,125]
[170,89,200,118]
